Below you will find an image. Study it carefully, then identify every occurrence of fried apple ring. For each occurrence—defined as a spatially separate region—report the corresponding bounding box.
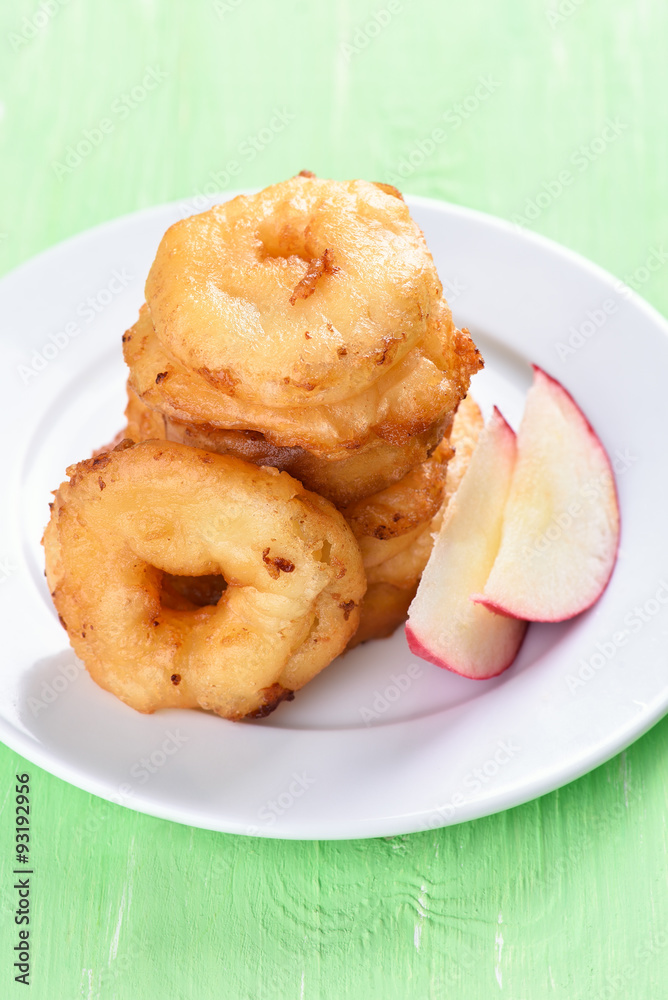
[146,175,449,409]
[43,440,365,720]
[124,301,480,460]
[124,381,451,507]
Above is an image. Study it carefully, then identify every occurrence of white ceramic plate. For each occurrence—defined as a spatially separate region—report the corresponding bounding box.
[1,193,667,839]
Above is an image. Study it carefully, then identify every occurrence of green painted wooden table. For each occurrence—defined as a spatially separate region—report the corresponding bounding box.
[1,1,667,997]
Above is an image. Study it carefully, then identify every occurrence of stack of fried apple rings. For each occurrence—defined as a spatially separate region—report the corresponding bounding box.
[44,174,483,721]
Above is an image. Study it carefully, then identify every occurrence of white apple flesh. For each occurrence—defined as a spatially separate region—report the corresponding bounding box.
[473,366,620,623]
[406,408,528,679]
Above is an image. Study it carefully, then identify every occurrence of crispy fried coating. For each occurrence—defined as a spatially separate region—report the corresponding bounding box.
[43,440,365,720]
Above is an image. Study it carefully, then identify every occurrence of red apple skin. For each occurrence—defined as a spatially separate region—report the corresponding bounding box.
[491,403,515,438]
[405,620,527,679]
[473,366,621,623]
[472,579,620,623]
[469,595,527,621]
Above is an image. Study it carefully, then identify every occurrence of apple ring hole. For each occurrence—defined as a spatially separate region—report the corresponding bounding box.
[159,572,227,612]
[256,216,313,264]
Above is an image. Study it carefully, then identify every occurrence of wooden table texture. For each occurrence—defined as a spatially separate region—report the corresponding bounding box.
[1,0,667,997]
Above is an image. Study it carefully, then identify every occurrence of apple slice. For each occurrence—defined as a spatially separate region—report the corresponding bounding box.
[406,408,528,678]
[474,366,620,622]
